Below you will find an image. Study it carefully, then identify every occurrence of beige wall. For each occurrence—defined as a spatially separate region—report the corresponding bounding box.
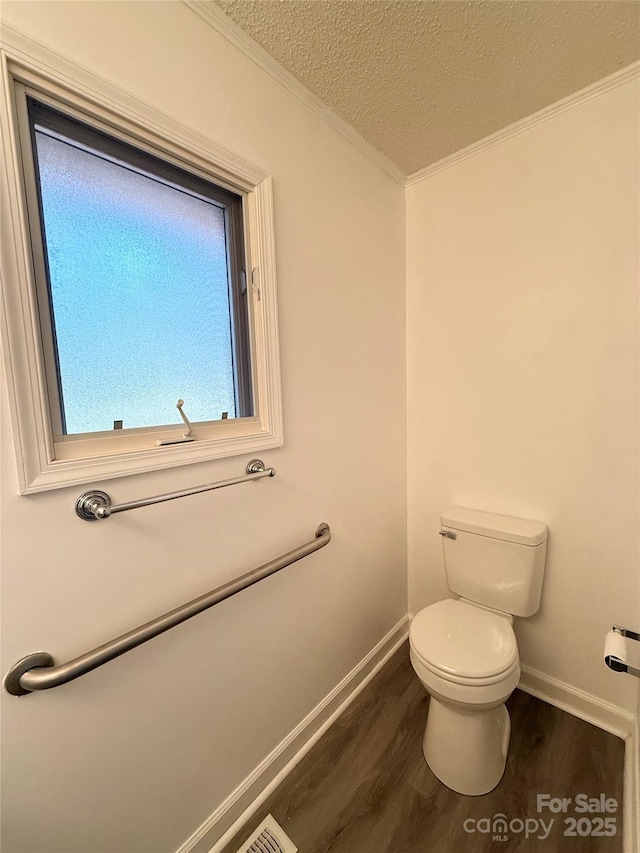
[0,3,407,852]
[407,76,639,713]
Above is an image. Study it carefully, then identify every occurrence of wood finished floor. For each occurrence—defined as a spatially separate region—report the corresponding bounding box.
[223,644,625,853]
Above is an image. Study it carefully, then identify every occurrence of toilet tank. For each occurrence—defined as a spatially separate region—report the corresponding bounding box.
[441,507,547,617]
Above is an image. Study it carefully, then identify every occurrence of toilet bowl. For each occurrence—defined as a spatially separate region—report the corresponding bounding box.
[409,598,520,795]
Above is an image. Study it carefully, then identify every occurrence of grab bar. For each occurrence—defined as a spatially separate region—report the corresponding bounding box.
[75,459,275,521]
[4,523,330,696]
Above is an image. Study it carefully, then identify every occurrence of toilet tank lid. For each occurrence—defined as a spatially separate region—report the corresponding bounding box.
[441,507,547,546]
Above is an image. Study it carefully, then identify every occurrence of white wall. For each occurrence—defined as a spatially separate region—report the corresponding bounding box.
[0,3,407,852]
[407,76,639,713]
[2,3,638,850]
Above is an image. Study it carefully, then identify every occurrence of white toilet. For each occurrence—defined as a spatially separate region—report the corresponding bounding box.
[409,507,547,796]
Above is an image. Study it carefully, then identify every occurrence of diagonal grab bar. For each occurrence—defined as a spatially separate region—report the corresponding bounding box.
[4,524,330,696]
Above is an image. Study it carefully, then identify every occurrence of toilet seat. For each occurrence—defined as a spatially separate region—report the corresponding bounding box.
[411,647,519,687]
[410,599,518,683]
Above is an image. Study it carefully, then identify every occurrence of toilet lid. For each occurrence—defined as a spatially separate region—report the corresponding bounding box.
[410,599,517,679]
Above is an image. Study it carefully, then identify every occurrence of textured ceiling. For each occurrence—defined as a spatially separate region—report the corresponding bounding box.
[212,0,640,175]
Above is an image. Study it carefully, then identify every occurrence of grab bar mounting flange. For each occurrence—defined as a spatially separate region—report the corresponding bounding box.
[4,652,54,697]
[76,490,111,521]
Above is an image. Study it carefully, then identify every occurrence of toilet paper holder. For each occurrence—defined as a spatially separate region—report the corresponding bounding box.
[605,625,640,678]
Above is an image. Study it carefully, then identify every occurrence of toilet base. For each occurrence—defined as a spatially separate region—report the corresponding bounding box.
[423,697,511,796]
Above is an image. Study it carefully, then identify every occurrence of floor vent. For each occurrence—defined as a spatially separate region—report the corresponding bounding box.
[234,814,298,853]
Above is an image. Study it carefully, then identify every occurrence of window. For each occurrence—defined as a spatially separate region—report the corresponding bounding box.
[0,51,282,493]
[28,98,253,435]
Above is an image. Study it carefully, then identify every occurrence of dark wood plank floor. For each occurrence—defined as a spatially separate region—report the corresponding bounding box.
[224,644,625,853]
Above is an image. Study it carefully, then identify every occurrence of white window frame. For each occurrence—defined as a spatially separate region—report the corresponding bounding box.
[0,30,283,494]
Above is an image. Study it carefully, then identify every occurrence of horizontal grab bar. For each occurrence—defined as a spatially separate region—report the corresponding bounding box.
[4,523,331,696]
[75,459,275,521]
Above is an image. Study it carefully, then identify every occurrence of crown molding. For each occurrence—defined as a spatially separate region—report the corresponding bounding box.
[183,0,406,186]
[407,60,640,188]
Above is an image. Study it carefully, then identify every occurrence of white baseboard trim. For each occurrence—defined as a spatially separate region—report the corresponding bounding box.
[519,665,637,853]
[176,615,410,853]
[519,664,634,739]
[624,715,639,853]
[176,627,635,853]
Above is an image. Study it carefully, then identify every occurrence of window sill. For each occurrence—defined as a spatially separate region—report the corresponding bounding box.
[19,424,284,494]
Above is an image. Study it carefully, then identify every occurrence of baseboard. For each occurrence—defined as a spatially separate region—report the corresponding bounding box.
[176,615,410,853]
[624,714,639,853]
[519,664,634,739]
[519,665,637,853]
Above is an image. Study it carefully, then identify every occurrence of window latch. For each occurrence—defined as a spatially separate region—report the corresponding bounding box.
[252,267,261,300]
[156,399,195,446]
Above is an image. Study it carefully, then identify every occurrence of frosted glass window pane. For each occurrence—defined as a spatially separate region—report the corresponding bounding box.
[33,127,238,434]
